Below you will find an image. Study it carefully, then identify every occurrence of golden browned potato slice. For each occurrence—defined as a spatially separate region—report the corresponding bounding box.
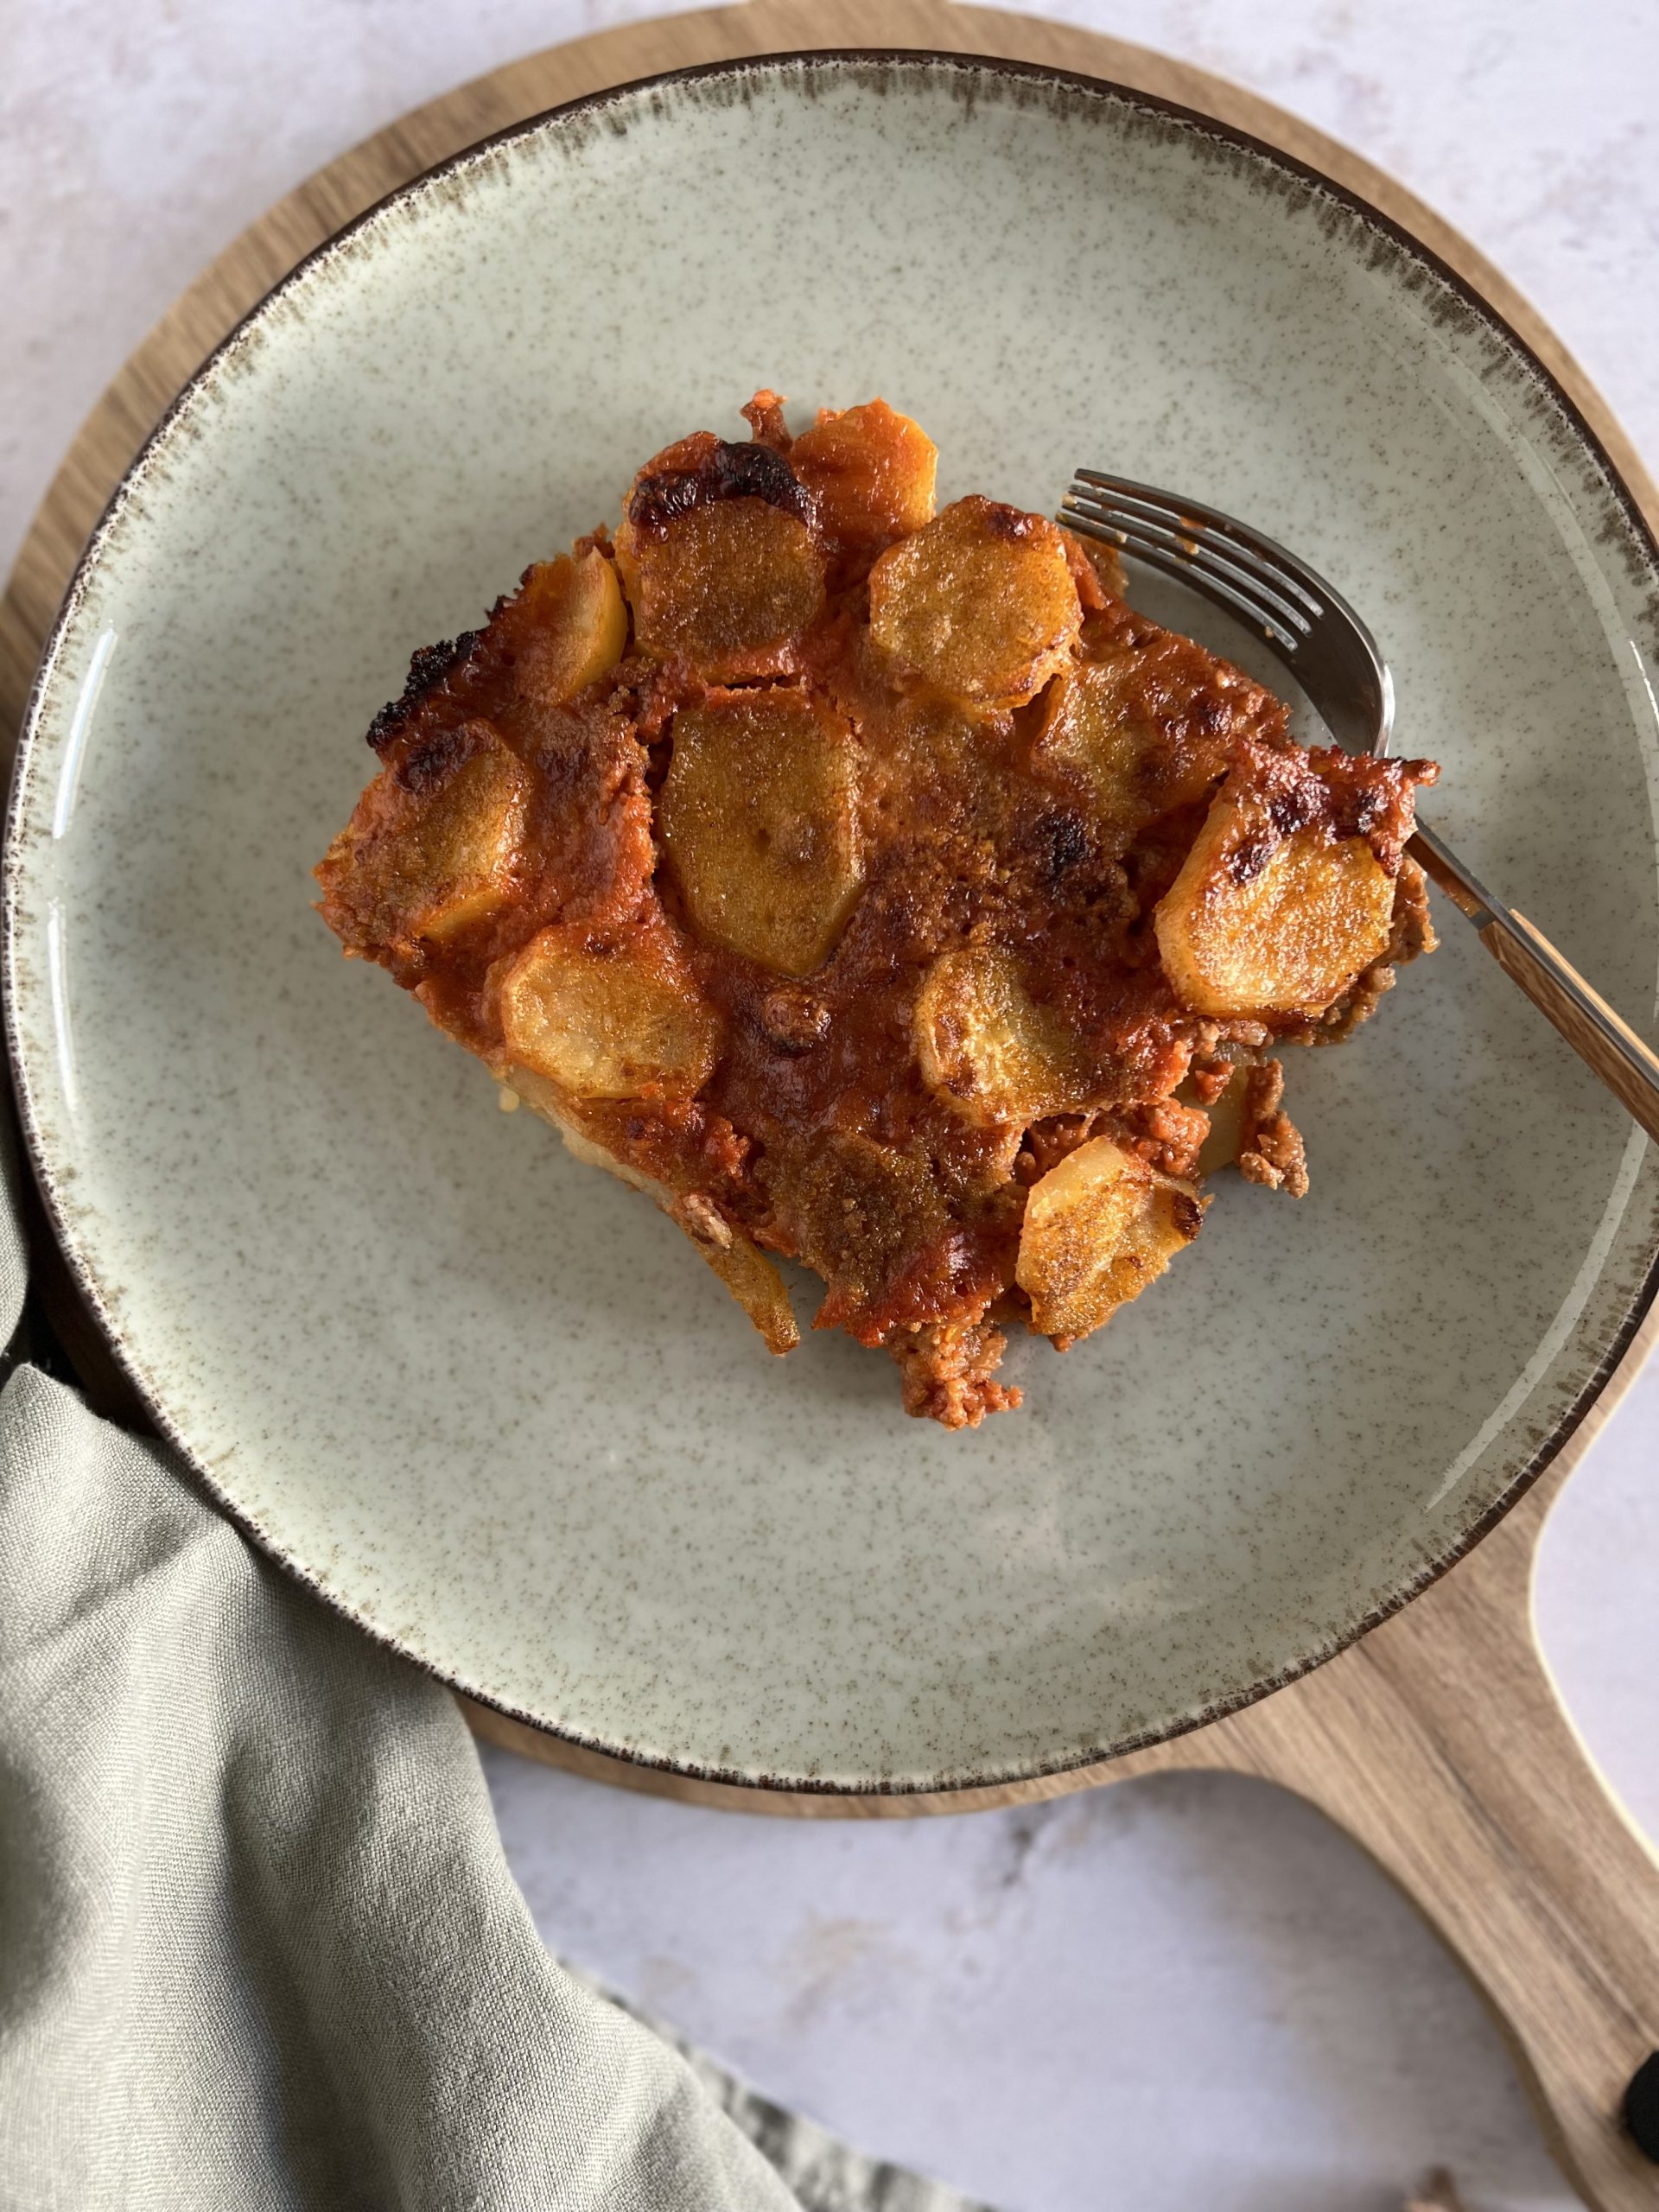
[614,501,824,681]
[507,1071,798,1352]
[498,922,721,1099]
[1016,1136,1203,1341]
[1033,654,1230,839]
[394,744,528,943]
[868,495,1081,711]
[316,723,530,950]
[1154,786,1395,1018]
[512,549,628,706]
[789,400,938,563]
[658,690,863,977]
[913,945,1084,1124]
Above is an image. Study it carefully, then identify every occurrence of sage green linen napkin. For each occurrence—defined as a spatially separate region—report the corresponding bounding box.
[0,1109,979,2212]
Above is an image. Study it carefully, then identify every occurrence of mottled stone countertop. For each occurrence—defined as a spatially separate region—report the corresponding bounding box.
[6,2,1656,2205]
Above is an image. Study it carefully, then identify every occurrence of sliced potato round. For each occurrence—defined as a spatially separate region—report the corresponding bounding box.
[399,741,529,943]
[1016,1136,1203,1342]
[512,549,629,706]
[1154,786,1395,1018]
[614,500,824,682]
[659,690,863,977]
[498,922,720,1099]
[316,723,531,952]
[789,399,938,563]
[868,495,1081,711]
[913,945,1083,1125]
[1033,658,1147,832]
[1033,652,1231,838]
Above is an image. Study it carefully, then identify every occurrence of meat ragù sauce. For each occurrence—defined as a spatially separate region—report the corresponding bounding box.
[317,394,1437,1427]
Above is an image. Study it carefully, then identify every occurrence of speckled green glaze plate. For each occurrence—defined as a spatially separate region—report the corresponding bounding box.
[8,54,1659,1794]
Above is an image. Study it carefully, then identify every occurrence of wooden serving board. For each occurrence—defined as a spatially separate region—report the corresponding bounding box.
[5,5,1658,2203]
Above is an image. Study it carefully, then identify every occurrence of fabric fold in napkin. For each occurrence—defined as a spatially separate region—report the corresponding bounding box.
[0,1109,982,2211]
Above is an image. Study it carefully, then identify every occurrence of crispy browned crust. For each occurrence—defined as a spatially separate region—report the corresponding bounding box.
[887,1320,1022,1429]
[1237,1060,1311,1198]
[316,394,1437,1425]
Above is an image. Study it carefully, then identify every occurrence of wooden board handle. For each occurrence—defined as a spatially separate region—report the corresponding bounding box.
[1125,1516,1659,2207]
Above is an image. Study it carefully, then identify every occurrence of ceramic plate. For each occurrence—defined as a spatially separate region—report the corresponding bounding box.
[8,54,1659,1794]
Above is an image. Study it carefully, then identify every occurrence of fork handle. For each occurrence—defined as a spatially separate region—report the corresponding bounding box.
[1410,825,1659,1143]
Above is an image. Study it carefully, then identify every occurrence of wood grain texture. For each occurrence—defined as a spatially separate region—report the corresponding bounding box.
[5,6,1658,2203]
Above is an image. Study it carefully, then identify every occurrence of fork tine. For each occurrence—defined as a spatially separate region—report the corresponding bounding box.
[1061,490,1314,638]
[1072,469,1325,618]
[1060,510,1304,652]
[1070,516,1304,649]
[1065,465,1395,756]
[1067,483,1322,620]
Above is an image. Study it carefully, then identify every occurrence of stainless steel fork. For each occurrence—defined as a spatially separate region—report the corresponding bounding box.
[1059,469,1659,1144]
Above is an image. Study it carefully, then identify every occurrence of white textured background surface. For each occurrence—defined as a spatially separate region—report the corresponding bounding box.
[5,3,1657,2207]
